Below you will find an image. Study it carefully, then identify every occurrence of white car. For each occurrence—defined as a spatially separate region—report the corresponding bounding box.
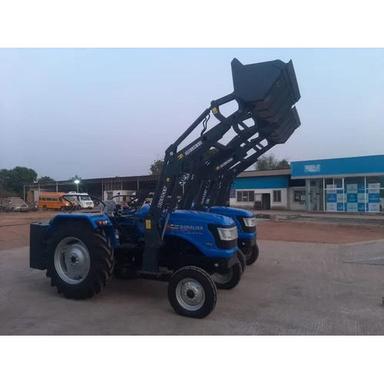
[65,192,94,209]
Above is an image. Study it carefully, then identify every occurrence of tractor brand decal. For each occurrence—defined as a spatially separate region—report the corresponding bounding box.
[216,158,233,170]
[157,186,168,208]
[184,140,202,156]
[167,224,204,232]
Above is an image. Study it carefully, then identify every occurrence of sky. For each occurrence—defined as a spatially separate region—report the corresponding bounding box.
[0,48,384,180]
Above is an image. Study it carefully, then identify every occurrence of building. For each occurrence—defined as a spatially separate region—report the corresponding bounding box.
[25,154,384,214]
[291,154,384,213]
[230,168,305,210]
[230,154,384,213]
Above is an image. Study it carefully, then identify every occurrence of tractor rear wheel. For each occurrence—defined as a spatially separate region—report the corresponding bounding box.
[46,222,114,299]
[245,243,259,266]
[168,266,217,318]
[211,258,242,290]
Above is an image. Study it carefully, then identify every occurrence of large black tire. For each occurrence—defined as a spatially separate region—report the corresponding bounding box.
[211,258,242,290]
[245,243,260,266]
[168,266,217,318]
[46,222,114,299]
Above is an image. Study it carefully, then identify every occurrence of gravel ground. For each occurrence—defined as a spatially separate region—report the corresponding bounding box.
[1,239,383,335]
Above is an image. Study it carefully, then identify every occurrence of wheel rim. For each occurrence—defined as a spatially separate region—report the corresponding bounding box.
[54,237,91,285]
[175,278,206,311]
[212,268,234,285]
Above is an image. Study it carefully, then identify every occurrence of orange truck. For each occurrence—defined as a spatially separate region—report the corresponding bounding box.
[38,192,72,211]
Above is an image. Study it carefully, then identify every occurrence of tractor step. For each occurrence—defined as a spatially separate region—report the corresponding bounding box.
[136,269,172,281]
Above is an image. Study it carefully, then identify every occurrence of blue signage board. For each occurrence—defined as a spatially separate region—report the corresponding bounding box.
[337,203,344,211]
[291,155,384,178]
[358,203,365,212]
[347,193,357,203]
[368,193,380,203]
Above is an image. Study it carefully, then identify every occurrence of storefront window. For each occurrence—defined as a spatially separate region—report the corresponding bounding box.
[236,190,255,202]
[294,190,305,203]
[344,176,364,212]
[324,178,344,212]
[366,176,383,212]
[273,190,282,203]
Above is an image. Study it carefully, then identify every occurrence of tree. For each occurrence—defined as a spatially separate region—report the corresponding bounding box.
[254,155,290,171]
[150,159,164,175]
[38,176,56,184]
[0,166,37,196]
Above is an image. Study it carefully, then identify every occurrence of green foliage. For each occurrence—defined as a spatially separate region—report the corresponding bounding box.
[254,155,290,171]
[150,159,164,175]
[0,166,38,196]
[38,176,56,184]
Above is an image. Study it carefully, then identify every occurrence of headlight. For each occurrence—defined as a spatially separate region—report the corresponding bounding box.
[217,226,238,241]
[243,217,256,227]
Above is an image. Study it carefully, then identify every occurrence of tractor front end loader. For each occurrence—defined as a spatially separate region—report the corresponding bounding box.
[177,58,301,266]
[30,57,301,318]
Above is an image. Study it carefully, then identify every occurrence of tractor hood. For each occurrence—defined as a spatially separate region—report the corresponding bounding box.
[135,205,236,227]
[208,206,254,218]
[169,210,235,227]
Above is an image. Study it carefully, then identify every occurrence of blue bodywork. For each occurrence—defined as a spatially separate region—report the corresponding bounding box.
[208,206,257,242]
[48,212,118,246]
[46,205,238,260]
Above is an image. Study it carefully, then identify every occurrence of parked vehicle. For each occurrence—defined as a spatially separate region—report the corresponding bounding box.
[64,192,94,209]
[30,58,301,318]
[38,192,71,211]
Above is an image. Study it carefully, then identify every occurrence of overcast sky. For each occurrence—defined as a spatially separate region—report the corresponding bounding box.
[0,48,383,180]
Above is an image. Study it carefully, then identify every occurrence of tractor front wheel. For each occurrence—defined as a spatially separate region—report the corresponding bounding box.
[245,243,260,266]
[237,250,246,273]
[46,222,114,299]
[168,266,217,318]
[211,258,242,290]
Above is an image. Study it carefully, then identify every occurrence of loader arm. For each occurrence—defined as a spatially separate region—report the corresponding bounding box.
[142,58,301,272]
[191,105,301,207]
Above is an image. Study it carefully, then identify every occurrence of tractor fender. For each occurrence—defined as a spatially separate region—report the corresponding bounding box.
[47,213,117,247]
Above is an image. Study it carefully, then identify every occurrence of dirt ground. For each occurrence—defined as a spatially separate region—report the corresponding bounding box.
[0,211,56,251]
[1,210,384,335]
[2,239,384,335]
[1,210,384,251]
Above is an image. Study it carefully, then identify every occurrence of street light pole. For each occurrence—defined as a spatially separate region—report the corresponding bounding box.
[74,179,80,193]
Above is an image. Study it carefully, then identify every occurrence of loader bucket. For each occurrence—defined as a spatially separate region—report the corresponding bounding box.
[231,58,300,125]
[266,106,301,144]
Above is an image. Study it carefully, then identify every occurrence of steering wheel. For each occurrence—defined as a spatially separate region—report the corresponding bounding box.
[88,195,107,214]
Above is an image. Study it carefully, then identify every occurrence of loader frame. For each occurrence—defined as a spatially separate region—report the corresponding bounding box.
[142,58,301,272]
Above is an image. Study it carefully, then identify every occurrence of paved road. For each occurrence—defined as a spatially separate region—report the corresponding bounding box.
[1,240,383,335]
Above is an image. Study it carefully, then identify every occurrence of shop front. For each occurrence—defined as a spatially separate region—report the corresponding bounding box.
[291,155,384,213]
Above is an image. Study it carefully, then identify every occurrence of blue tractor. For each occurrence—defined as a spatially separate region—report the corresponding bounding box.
[30,58,301,318]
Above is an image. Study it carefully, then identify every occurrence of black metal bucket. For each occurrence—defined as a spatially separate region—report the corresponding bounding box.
[266,106,301,144]
[231,58,301,144]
